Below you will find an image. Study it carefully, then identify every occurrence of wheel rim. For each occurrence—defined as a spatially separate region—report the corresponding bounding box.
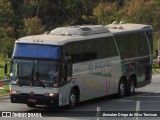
[70,93,76,106]
[120,83,125,95]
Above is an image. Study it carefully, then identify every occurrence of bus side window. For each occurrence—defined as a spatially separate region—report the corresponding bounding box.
[108,37,118,57]
[84,39,97,61]
[97,38,107,59]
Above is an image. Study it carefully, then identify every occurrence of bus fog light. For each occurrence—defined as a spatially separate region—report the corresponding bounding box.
[49,93,58,97]
[44,93,58,96]
[44,93,49,96]
[44,93,58,97]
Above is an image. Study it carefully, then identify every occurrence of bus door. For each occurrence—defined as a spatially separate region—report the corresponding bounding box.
[59,62,72,106]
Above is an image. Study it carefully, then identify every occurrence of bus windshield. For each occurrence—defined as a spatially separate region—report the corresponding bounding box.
[11,59,58,87]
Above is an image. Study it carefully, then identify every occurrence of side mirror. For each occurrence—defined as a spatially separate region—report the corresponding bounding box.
[4,63,8,75]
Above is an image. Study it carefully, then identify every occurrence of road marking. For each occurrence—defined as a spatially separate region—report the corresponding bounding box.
[111,91,160,102]
[116,100,160,102]
[111,93,152,102]
[134,101,140,120]
[119,100,133,102]
[136,96,160,98]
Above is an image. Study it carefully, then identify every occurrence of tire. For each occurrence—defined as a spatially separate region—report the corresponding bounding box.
[126,77,135,96]
[117,79,126,98]
[27,104,36,108]
[68,89,77,109]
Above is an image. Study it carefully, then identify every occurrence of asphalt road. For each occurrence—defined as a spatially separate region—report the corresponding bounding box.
[0,74,160,120]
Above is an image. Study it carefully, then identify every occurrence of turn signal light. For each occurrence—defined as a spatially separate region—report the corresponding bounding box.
[10,90,20,94]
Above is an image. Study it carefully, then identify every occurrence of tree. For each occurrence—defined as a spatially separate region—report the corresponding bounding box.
[93,2,119,24]
[121,0,160,55]
[0,0,16,56]
[0,0,15,38]
[21,16,45,36]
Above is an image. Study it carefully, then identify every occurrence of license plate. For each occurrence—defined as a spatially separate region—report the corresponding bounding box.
[28,99,36,103]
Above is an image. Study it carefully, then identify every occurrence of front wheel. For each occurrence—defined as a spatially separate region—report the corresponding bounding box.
[68,89,77,109]
[117,79,126,98]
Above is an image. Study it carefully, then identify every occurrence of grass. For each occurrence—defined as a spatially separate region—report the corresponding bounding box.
[0,84,10,95]
[152,63,160,73]
[0,55,10,79]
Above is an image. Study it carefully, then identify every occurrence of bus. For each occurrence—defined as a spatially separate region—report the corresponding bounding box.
[10,22,153,108]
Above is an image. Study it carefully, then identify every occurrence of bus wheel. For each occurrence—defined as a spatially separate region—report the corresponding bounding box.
[126,77,135,96]
[68,89,77,109]
[118,79,126,97]
[27,104,36,108]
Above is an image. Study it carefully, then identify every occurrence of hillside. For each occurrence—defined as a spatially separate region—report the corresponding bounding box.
[0,0,159,57]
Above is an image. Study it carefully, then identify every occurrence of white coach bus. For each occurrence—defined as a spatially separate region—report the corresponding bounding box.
[10,22,153,108]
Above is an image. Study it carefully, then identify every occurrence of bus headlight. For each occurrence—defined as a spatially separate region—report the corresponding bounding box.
[49,93,54,97]
[44,93,58,97]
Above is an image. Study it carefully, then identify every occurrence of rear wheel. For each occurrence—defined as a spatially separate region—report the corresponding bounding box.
[126,77,135,96]
[117,79,126,97]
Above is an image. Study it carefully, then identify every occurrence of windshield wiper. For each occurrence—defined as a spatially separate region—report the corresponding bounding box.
[18,76,31,86]
[35,72,45,88]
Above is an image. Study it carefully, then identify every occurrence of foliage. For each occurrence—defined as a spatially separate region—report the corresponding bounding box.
[0,37,15,57]
[0,0,160,79]
[0,0,160,61]
[0,85,10,95]
[93,2,118,25]
[152,63,160,73]
[93,0,160,55]
[0,0,16,56]
[121,0,160,56]
[20,16,45,36]
[0,55,10,79]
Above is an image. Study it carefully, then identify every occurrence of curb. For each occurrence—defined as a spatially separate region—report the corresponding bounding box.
[0,94,10,100]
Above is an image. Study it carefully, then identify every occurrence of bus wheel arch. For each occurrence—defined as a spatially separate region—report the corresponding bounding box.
[117,76,127,98]
[126,75,136,96]
[68,86,80,108]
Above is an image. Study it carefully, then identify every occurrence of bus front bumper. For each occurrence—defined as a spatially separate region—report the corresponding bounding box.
[10,94,59,106]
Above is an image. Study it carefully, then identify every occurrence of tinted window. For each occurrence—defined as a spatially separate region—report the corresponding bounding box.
[115,32,150,59]
[146,31,153,53]
[97,38,107,59]
[63,36,118,63]
[84,39,97,61]
[63,41,84,63]
[108,37,118,57]
[129,33,138,58]
[137,32,150,56]
[115,34,130,59]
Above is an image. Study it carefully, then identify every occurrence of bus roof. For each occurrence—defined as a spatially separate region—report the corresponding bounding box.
[16,22,152,45]
[106,21,152,34]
